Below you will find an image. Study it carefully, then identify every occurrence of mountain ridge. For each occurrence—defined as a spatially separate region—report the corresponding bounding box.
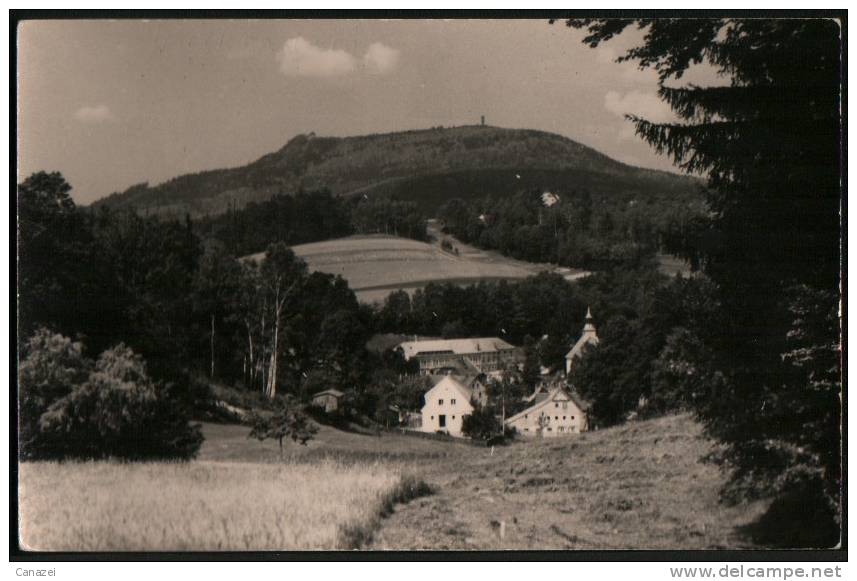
[92,125,703,218]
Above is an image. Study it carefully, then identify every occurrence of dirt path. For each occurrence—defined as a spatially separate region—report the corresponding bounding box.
[426,220,591,284]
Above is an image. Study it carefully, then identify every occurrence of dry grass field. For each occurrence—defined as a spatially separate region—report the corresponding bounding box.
[369,413,769,550]
[18,460,420,551]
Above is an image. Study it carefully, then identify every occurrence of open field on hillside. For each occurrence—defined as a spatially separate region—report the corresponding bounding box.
[248,233,589,304]
[247,235,542,303]
[18,460,411,551]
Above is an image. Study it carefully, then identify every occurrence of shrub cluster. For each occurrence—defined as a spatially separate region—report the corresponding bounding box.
[19,328,203,461]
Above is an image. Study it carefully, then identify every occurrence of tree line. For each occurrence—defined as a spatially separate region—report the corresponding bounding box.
[195,190,427,257]
[438,188,703,270]
[17,172,379,460]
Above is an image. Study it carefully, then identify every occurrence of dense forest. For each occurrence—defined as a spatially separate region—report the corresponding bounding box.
[193,190,427,257]
[438,186,703,269]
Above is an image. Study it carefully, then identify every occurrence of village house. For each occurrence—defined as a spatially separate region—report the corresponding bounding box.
[505,386,589,437]
[311,388,344,413]
[427,371,490,408]
[565,307,599,374]
[505,308,599,437]
[398,337,519,377]
[420,375,474,437]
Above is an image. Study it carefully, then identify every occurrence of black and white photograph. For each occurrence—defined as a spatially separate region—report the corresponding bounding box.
[12,13,845,556]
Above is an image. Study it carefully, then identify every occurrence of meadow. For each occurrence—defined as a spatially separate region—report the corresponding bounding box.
[18,459,422,551]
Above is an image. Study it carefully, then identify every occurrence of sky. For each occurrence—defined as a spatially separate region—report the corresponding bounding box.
[17,19,716,205]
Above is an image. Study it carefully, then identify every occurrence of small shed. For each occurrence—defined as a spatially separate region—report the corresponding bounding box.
[312,389,344,412]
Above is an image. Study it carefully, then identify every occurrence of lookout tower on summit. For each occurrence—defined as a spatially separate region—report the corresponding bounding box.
[565,307,599,375]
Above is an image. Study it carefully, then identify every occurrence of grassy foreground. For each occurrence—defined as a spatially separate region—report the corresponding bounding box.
[19,460,420,551]
[19,413,771,551]
[370,413,769,550]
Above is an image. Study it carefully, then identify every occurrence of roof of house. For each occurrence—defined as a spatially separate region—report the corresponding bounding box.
[313,389,344,398]
[566,333,599,361]
[421,376,474,410]
[399,337,516,360]
[522,384,546,403]
[506,387,589,424]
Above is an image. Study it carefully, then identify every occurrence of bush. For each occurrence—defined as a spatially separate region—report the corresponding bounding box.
[18,328,90,459]
[248,398,318,458]
[461,406,503,441]
[38,343,203,460]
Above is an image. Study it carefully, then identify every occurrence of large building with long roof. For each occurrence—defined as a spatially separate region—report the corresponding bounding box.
[397,337,519,377]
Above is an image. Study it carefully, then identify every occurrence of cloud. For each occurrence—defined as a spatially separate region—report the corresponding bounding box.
[74,105,115,124]
[275,37,400,78]
[604,90,674,124]
[363,42,399,75]
[276,37,356,77]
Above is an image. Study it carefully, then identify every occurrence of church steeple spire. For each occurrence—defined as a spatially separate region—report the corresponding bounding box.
[565,306,600,375]
[583,306,596,334]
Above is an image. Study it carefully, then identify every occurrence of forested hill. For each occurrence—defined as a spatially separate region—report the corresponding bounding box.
[91,125,703,218]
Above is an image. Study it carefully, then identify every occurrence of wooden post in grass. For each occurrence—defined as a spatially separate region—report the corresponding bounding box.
[210,314,215,379]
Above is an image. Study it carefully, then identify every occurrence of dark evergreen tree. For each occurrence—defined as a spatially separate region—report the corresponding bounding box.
[562,18,842,541]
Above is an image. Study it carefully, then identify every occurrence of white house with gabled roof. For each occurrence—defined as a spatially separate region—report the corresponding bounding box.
[420,375,474,436]
[505,386,589,437]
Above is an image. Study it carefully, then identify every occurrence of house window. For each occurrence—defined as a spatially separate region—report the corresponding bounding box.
[571,416,575,420]
[452,415,456,420]
[451,399,456,405]
[547,427,552,431]
[438,399,443,405]
[555,403,559,408]
[563,416,566,420]
[555,416,559,420]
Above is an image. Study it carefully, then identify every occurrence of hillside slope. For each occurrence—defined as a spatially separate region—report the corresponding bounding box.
[93,125,702,218]
[370,413,768,550]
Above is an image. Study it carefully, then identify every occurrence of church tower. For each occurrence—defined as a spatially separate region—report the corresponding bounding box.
[565,307,599,375]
